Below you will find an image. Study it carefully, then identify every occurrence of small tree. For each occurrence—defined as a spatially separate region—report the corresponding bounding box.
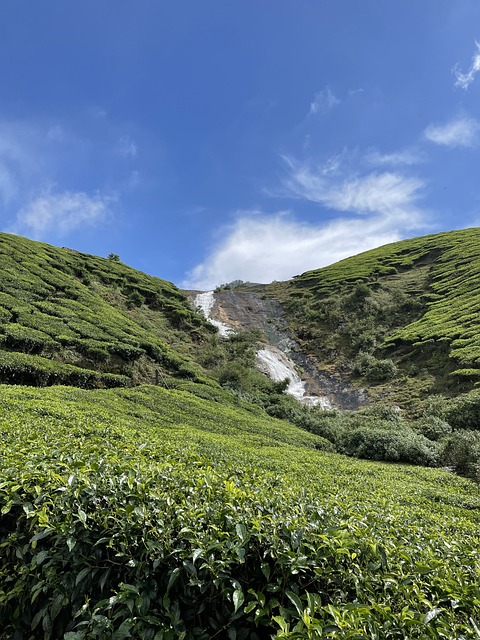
[107,253,120,262]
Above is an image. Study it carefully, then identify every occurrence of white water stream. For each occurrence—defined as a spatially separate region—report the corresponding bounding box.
[195,291,331,408]
[256,347,332,409]
[195,291,235,337]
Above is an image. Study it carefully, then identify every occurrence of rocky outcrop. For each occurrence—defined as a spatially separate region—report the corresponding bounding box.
[185,289,366,410]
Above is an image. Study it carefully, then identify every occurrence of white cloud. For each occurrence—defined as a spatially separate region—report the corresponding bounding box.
[454,42,480,90]
[424,116,479,148]
[308,86,340,115]
[366,148,424,167]
[183,213,407,290]
[184,156,427,289]
[12,189,114,238]
[283,157,424,222]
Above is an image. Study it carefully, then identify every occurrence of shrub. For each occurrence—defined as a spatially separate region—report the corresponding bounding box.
[353,353,397,381]
[416,416,452,441]
[445,390,480,431]
[441,430,480,480]
[340,426,439,466]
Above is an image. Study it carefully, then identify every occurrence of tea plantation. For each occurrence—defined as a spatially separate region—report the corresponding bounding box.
[1,383,479,638]
[1,230,480,638]
[0,233,216,388]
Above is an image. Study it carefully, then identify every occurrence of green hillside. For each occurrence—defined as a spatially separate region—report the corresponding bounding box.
[261,227,480,406]
[2,230,480,638]
[1,384,479,638]
[0,233,218,388]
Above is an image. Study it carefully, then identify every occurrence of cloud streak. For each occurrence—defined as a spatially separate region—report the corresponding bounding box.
[424,116,479,148]
[11,189,114,238]
[308,86,340,116]
[365,148,424,167]
[454,42,480,90]
[282,157,424,223]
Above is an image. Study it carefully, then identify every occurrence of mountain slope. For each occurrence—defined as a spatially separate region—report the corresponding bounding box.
[243,227,480,407]
[0,233,219,388]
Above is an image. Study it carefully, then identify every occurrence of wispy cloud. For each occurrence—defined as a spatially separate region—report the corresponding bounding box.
[308,86,340,116]
[424,116,479,148]
[453,42,480,90]
[0,116,141,240]
[116,135,138,158]
[366,148,424,167]
[11,189,114,238]
[282,157,424,223]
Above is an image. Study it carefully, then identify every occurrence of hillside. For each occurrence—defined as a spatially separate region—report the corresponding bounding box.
[242,227,480,408]
[1,230,480,637]
[0,233,220,389]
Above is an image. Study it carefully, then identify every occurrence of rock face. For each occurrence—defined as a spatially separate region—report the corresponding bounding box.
[186,289,366,410]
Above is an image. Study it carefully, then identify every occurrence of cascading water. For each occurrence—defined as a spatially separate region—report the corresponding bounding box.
[256,346,332,409]
[194,290,331,408]
[195,291,235,337]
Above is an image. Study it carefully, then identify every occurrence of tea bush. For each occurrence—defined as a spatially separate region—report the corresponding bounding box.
[0,384,479,638]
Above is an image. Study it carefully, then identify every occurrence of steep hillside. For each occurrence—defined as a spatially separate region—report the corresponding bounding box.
[0,233,219,388]
[247,227,480,408]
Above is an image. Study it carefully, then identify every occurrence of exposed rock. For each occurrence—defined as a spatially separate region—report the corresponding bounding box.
[185,289,366,410]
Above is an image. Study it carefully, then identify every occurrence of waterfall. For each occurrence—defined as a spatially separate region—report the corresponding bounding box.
[194,291,331,408]
[195,291,235,337]
[256,346,332,409]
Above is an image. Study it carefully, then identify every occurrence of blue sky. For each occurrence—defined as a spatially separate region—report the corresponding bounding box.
[1,1,480,289]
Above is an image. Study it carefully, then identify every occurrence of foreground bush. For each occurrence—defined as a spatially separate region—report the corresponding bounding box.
[0,384,479,638]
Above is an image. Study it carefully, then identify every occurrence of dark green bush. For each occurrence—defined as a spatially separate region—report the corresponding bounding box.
[340,426,439,466]
[441,430,480,480]
[416,416,452,441]
[445,390,480,431]
[353,353,397,381]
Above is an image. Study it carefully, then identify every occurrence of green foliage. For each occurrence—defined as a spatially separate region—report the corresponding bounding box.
[353,353,397,382]
[441,430,480,480]
[107,253,120,261]
[0,233,216,387]
[0,384,479,638]
[0,351,130,388]
[339,426,439,466]
[416,416,452,441]
[444,390,480,431]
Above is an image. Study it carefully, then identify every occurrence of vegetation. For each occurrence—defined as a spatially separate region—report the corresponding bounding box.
[245,228,480,407]
[2,229,480,637]
[1,384,479,638]
[0,233,219,388]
